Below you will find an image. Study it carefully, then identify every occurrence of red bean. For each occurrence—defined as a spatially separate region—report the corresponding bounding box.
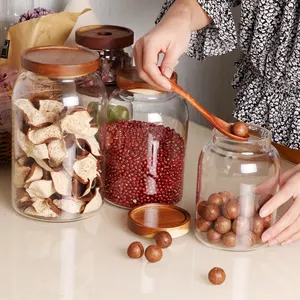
[104,120,185,208]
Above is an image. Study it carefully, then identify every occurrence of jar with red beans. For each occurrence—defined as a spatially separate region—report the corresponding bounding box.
[195,125,281,251]
[104,67,189,208]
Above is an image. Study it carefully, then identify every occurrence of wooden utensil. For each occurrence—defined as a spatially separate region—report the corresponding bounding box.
[168,80,249,141]
[128,204,190,238]
[116,67,248,141]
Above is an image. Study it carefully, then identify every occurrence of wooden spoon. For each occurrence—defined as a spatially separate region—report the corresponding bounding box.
[116,67,248,141]
[169,80,248,141]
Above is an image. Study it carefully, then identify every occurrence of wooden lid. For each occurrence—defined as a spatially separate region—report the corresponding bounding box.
[76,25,134,50]
[128,204,190,238]
[21,46,100,78]
[116,67,178,93]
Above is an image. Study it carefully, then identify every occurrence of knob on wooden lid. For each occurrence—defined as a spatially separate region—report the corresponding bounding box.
[21,46,100,78]
[128,204,190,238]
[116,67,178,93]
[76,25,134,50]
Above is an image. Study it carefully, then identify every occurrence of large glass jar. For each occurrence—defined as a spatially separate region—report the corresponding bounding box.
[195,125,281,251]
[75,25,133,91]
[104,67,189,209]
[12,46,107,222]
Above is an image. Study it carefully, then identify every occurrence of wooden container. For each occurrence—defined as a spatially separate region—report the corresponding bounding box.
[128,204,191,238]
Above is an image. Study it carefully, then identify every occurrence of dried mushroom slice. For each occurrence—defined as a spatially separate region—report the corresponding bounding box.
[16,188,30,202]
[47,198,62,215]
[24,198,58,218]
[53,198,85,214]
[17,156,34,166]
[50,170,71,196]
[83,188,102,214]
[17,129,53,172]
[60,110,93,135]
[76,129,100,157]
[26,180,56,198]
[48,139,68,168]
[72,179,86,198]
[27,124,62,145]
[38,100,64,123]
[14,162,31,188]
[73,154,98,184]
[15,99,51,128]
[25,163,43,183]
[16,189,33,209]
[65,134,76,149]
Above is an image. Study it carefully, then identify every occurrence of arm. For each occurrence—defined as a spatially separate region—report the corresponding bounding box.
[134,0,211,90]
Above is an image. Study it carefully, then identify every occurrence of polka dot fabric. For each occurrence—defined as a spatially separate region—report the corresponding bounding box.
[157,0,300,149]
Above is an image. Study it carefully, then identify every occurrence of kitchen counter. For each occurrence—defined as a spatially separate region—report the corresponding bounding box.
[0,122,299,300]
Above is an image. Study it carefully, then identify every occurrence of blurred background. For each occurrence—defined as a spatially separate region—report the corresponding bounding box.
[3,0,241,127]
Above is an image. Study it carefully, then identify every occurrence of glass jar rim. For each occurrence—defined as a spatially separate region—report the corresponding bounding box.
[212,123,272,151]
[113,88,177,103]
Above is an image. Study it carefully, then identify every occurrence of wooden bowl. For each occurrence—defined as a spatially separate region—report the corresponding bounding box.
[128,204,190,238]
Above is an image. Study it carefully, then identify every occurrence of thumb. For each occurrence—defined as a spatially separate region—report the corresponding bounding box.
[161,46,181,78]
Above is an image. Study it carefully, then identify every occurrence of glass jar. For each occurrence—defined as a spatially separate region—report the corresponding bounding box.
[75,25,133,89]
[104,67,189,209]
[12,46,107,222]
[195,125,281,251]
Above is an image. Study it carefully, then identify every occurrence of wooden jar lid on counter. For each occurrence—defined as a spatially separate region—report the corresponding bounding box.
[128,204,190,238]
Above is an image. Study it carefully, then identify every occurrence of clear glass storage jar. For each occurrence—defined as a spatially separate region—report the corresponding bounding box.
[104,67,189,209]
[76,25,133,88]
[195,125,281,251]
[12,46,107,222]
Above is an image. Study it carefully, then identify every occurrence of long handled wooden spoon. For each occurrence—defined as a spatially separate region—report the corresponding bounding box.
[116,67,249,141]
[168,80,249,141]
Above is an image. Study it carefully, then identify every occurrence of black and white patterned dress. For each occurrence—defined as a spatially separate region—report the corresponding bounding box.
[157,0,300,149]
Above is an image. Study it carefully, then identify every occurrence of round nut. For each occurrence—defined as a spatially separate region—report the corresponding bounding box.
[197,200,207,216]
[207,193,223,206]
[222,231,237,248]
[222,199,239,219]
[154,231,172,249]
[196,216,212,232]
[200,204,220,221]
[239,232,257,248]
[214,216,231,234]
[219,191,234,205]
[232,216,250,234]
[127,242,144,259]
[207,229,222,244]
[232,121,249,138]
[208,267,226,285]
[145,245,163,263]
[251,215,265,234]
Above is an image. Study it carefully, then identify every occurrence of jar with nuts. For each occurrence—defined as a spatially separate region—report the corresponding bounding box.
[103,67,189,208]
[195,125,281,251]
[12,46,107,222]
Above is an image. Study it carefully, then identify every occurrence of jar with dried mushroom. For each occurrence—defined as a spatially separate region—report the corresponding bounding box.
[12,46,107,222]
[195,125,281,251]
[104,67,188,208]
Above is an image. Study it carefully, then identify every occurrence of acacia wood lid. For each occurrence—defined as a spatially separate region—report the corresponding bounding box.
[21,46,100,78]
[116,67,178,92]
[76,25,134,50]
[128,204,190,238]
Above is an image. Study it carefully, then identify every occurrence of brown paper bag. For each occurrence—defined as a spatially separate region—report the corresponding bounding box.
[0,10,88,71]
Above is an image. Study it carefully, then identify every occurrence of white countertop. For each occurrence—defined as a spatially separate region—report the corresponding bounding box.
[0,122,299,300]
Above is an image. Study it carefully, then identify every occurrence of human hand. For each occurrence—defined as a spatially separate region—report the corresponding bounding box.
[134,0,211,91]
[259,164,300,246]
